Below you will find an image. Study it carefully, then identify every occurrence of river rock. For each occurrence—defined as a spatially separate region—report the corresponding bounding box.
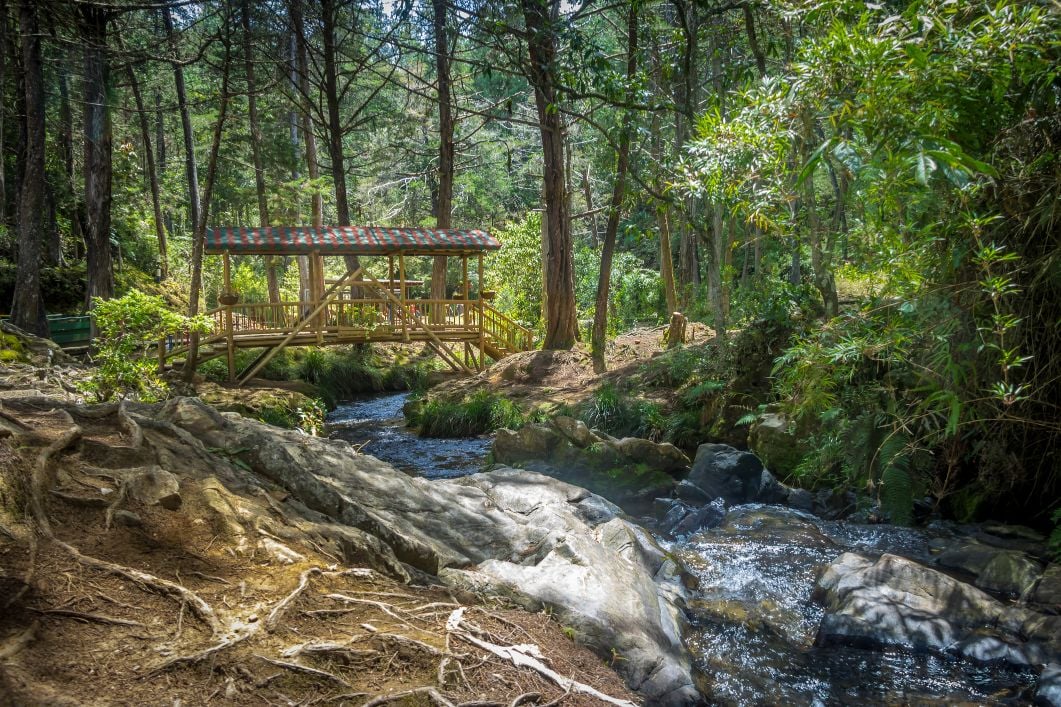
[156,397,702,705]
[747,413,806,476]
[492,419,685,510]
[1031,564,1061,608]
[687,443,783,506]
[978,551,1043,597]
[1037,663,1061,707]
[815,552,1061,668]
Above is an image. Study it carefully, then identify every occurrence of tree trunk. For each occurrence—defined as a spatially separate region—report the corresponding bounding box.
[673,0,700,301]
[320,0,360,286]
[522,0,576,350]
[801,115,838,318]
[430,0,454,320]
[240,0,278,303]
[126,62,168,280]
[10,0,46,336]
[0,0,6,229]
[289,0,319,306]
[164,6,201,271]
[184,19,233,380]
[590,2,637,371]
[81,4,114,315]
[581,163,598,249]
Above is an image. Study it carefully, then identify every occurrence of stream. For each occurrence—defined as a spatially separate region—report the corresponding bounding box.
[328,392,1038,705]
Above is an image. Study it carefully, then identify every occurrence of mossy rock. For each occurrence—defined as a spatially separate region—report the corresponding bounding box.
[748,413,810,476]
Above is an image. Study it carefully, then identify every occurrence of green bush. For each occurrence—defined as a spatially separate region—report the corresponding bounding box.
[411,389,528,437]
[83,290,207,402]
[578,384,666,441]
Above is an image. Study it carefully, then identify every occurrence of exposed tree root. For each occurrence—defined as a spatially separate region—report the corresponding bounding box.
[448,609,635,707]
[52,538,222,634]
[254,654,350,686]
[362,686,455,707]
[29,607,146,628]
[265,567,322,631]
[280,641,378,663]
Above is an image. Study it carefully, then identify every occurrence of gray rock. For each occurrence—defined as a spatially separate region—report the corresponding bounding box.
[671,500,726,537]
[786,488,815,513]
[159,398,702,705]
[613,437,690,473]
[128,466,182,510]
[111,510,143,527]
[675,480,711,506]
[1037,663,1061,707]
[1031,564,1061,608]
[687,444,767,504]
[815,552,1060,668]
[551,415,596,448]
[937,541,1000,576]
[978,551,1043,598]
[747,413,805,476]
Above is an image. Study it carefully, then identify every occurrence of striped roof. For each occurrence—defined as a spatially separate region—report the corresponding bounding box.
[205,226,500,255]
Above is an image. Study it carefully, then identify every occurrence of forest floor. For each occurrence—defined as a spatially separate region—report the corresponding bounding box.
[0,386,637,706]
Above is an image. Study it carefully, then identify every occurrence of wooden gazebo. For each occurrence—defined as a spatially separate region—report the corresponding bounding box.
[160,226,534,385]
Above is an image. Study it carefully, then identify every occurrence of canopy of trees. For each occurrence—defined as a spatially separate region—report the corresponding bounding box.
[1,0,1058,522]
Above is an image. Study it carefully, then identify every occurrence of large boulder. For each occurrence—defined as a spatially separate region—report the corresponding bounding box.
[937,540,1045,598]
[492,417,689,511]
[156,398,703,705]
[815,552,1061,669]
[747,413,807,477]
[687,443,783,505]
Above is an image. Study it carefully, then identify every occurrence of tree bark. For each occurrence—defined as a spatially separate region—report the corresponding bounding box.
[126,62,168,280]
[0,0,6,229]
[81,4,114,315]
[184,18,233,380]
[240,0,279,303]
[430,0,454,319]
[289,0,319,305]
[164,6,201,262]
[320,0,360,286]
[522,0,576,350]
[11,0,46,336]
[673,0,700,301]
[590,2,637,371]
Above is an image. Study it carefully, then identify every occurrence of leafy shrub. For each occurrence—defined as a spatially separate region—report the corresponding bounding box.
[411,389,528,437]
[578,384,666,441]
[83,290,207,402]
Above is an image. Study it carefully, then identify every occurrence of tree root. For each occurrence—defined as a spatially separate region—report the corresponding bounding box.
[448,609,635,707]
[52,538,222,634]
[28,607,145,628]
[265,567,321,631]
[280,641,378,664]
[254,654,349,686]
[363,687,455,707]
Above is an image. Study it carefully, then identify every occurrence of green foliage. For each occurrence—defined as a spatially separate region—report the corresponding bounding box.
[578,384,666,441]
[83,290,207,402]
[256,397,327,436]
[411,389,528,438]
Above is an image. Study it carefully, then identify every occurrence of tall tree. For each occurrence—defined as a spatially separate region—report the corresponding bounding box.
[125,61,168,280]
[81,3,114,312]
[164,5,200,267]
[10,0,46,336]
[430,0,454,316]
[184,10,233,379]
[288,0,319,305]
[590,2,638,371]
[521,0,576,350]
[240,0,279,303]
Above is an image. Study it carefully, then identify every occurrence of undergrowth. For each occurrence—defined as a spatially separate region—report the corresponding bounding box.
[410,389,537,437]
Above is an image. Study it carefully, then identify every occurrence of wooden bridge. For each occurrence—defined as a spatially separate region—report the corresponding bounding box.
[161,226,534,385]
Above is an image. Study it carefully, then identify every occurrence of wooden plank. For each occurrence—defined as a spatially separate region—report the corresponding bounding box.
[237,266,364,386]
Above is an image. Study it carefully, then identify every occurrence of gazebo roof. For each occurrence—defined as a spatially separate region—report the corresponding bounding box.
[205,225,500,255]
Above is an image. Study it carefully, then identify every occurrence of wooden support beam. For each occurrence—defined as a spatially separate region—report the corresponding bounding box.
[237,266,364,386]
[398,253,408,341]
[358,270,473,374]
[223,252,235,382]
[477,253,485,371]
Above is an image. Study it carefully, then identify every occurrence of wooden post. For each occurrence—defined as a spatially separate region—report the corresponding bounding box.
[223,252,235,382]
[388,255,395,326]
[313,250,324,344]
[477,252,486,370]
[461,255,469,328]
[398,253,408,341]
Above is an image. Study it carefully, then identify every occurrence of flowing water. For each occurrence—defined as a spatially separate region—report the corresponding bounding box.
[327,392,1038,705]
[327,392,492,479]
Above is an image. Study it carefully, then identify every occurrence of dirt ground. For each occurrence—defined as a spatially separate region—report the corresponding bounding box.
[0,393,638,706]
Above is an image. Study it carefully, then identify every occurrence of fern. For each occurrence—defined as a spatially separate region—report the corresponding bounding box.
[877,435,915,525]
